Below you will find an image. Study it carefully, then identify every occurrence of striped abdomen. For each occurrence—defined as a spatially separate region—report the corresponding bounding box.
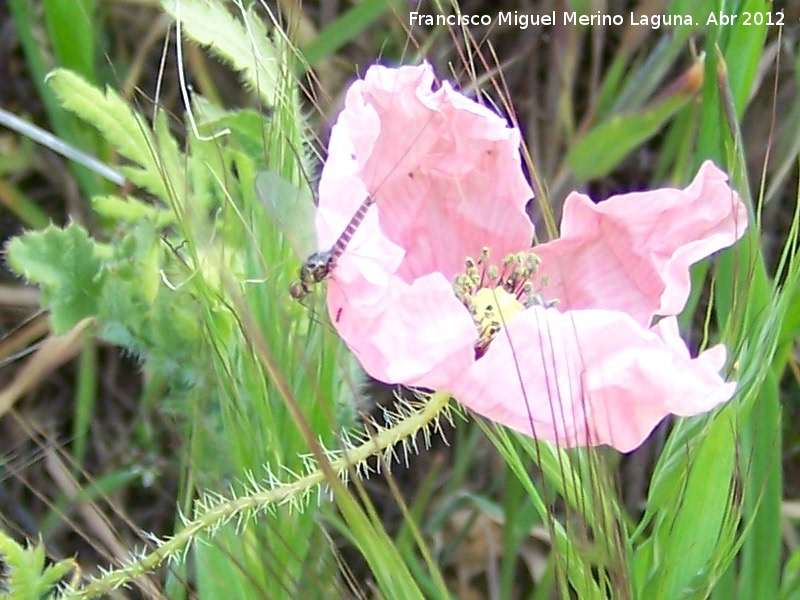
[329,195,375,266]
[290,195,375,299]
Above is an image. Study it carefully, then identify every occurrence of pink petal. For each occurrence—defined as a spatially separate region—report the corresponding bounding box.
[329,271,476,388]
[313,65,742,454]
[318,62,534,283]
[449,307,736,452]
[533,161,748,326]
[318,63,534,386]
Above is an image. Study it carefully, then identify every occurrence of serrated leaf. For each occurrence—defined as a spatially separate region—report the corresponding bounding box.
[46,68,184,201]
[161,0,281,106]
[92,194,174,227]
[0,531,74,600]
[5,224,104,333]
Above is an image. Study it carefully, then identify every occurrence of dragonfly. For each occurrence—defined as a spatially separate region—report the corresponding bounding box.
[255,171,375,299]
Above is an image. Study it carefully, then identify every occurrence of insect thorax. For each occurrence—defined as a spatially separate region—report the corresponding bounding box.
[300,250,333,284]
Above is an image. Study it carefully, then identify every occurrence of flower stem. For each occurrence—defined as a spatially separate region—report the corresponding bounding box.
[62,391,452,600]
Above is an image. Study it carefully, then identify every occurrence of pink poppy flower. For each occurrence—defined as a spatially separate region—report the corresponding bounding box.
[315,62,747,452]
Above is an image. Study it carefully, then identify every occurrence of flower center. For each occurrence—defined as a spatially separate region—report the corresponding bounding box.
[453,247,555,357]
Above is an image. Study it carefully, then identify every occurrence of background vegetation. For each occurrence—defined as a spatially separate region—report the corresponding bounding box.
[0,0,798,598]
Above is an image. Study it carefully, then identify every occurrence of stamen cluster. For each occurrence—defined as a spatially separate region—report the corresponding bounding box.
[453,247,552,356]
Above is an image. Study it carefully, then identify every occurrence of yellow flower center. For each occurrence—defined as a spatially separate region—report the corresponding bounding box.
[473,286,525,339]
[453,247,556,357]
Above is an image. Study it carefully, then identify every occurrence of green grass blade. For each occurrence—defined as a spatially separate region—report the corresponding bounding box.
[42,0,98,82]
[566,85,696,180]
[301,0,401,67]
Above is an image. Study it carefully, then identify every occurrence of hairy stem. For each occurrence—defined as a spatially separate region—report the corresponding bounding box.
[61,391,453,600]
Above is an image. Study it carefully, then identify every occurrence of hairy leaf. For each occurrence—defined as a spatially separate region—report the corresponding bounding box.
[46,69,184,202]
[0,530,75,600]
[161,0,281,106]
[6,223,104,333]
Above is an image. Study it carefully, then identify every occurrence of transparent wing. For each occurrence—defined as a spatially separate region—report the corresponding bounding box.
[255,170,318,259]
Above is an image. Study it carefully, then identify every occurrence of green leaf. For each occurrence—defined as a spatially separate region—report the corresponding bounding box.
[722,0,770,115]
[46,68,184,201]
[567,89,694,181]
[7,0,103,197]
[42,0,97,82]
[641,408,738,599]
[194,101,271,171]
[160,0,281,106]
[5,224,104,333]
[301,0,398,67]
[0,530,75,600]
[92,195,174,226]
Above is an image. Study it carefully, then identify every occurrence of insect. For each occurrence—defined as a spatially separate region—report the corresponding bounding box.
[255,171,375,299]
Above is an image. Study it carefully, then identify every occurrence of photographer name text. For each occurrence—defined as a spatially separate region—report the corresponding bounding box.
[409,10,786,30]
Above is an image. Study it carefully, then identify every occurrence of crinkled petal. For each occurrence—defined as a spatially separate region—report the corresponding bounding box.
[313,65,741,454]
[319,62,534,283]
[450,307,736,452]
[319,63,534,386]
[329,270,476,388]
[649,317,734,415]
[534,161,748,326]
